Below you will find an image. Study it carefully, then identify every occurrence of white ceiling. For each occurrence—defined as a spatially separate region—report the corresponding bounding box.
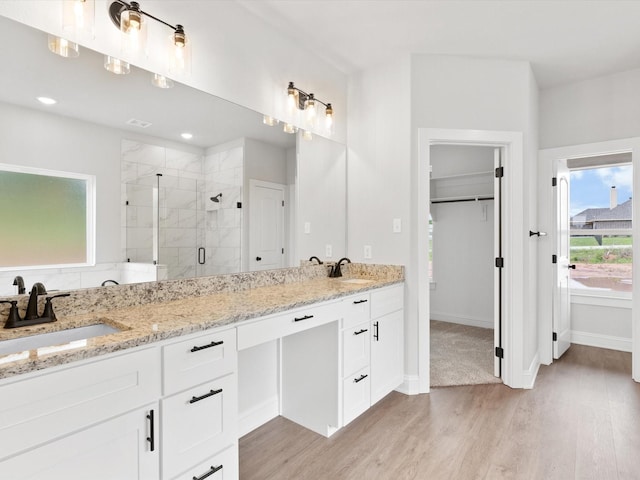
[238,0,640,89]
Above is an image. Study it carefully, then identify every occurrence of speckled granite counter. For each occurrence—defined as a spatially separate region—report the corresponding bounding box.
[0,264,403,379]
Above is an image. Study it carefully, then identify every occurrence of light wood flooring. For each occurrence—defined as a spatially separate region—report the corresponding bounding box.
[239,344,640,479]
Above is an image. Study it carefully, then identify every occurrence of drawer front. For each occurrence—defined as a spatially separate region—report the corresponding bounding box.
[341,293,371,329]
[172,445,238,480]
[343,366,371,426]
[162,374,237,480]
[0,347,160,461]
[237,301,340,350]
[163,328,236,396]
[342,322,370,377]
[370,284,404,319]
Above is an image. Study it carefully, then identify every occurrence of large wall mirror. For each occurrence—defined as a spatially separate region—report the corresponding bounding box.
[0,15,346,295]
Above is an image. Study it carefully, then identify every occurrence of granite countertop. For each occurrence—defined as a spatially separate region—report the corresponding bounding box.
[0,274,402,380]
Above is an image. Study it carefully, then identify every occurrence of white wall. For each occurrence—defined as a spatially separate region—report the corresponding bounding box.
[0,0,347,144]
[571,298,632,352]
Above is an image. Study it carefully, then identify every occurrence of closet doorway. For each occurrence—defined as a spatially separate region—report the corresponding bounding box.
[429,145,502,387]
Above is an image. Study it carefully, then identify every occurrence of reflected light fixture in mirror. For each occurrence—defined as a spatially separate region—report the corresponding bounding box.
[47,35,79,58]
[263,115,279,127]
[283,123,298,134]
[302,130,313,141]
[104,55,130,75]
[152,73,174,88]
[63,0,95,35]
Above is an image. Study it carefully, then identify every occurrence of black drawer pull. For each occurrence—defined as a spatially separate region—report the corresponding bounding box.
[353,328,368,336]
[354,374,368,383]
[190,340,224,353]
[373,321,379,341]
[189,388,223,404]
[193,464,223,480]
[353,299,368,304]
[294,314,314,322]
[146,409,155,452]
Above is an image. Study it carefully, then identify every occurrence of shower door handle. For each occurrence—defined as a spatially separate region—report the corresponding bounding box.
[198,247,206,265]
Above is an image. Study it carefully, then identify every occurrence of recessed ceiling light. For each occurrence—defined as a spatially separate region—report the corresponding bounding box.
[181,133,193,140]
[37,97,57,105]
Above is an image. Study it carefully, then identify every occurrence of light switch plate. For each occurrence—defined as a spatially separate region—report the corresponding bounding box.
[304,222,311,234]
[325,244,332,258]
[364,245,372,259]
[393,218,402,233]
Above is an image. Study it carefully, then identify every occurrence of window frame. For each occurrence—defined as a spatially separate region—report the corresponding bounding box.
[0,163,96,271]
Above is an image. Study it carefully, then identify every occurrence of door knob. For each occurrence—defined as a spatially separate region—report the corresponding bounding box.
[256,256,262,261]
[568,264,576,269]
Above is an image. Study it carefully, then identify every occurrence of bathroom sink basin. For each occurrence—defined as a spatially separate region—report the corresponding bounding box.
[341,278,374,285]
[0,323,121,356]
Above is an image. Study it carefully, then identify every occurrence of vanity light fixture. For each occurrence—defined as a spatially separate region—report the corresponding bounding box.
[62,0,95,35]
[108,1,191,74]
[47,35,79,58]
[152,73,174,89]
[286,82,334,133]
[104,55,130,75]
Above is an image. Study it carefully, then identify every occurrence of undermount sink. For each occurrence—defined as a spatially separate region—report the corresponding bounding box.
[341,278,375,285]
[0,323,121,357]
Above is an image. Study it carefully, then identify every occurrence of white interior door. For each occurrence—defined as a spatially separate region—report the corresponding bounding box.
[249,180,285,272]
[554,160,572,359]
[493,148,502,378]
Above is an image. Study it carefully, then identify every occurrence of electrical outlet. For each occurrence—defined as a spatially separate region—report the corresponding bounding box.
[304,222,311,234]
[325,244,332,258]
[393,218,402,233]
[364,245,372,259]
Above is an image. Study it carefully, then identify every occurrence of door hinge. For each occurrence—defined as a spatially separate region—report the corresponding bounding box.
[282,200,285,207]
[495,257,504,268]
[282,248,284,254]
[552,177,557,187]
[552,254,557,264]
[237,202,242,209]
[495,166,504,178]
[553,332,558,341]
[495,346,504,359]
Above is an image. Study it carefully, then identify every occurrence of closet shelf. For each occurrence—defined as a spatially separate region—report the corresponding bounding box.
[431,170,494,180]
[431,195,494,204]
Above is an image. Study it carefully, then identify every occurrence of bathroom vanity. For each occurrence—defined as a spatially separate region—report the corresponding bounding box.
[0,265,404,480]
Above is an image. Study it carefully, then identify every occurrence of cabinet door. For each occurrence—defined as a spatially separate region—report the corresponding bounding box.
[343,366,370,426]
[342,322,370,377]
[172,444,238,480]
[162,374,237,480]
[0,404,159,480]
[370,309,404,405]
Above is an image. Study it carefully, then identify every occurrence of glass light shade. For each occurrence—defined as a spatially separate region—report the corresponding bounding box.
[263,115,278,126]
[168,26,191,75]
[62,0,95,35]
[283,123,297,134]
[48,35,79,58]
[104,55,130,75]
[324,104,335,135]
[302,130,313,141]
[152,73,174,89]
[287,83,298,115]
[120,3,147,54]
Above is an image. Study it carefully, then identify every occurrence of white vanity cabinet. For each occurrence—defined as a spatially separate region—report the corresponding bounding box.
[161,328,238,480]
[0,347,162,479]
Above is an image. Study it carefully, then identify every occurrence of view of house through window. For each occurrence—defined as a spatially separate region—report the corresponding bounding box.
[569,162,632,293]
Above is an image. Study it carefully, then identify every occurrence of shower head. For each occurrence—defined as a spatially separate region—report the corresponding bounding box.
[210,193,222,203]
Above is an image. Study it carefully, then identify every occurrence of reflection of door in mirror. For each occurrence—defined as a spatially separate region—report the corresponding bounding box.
[249,180,286,271]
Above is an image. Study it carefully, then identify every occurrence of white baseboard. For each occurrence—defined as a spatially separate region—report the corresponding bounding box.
[396,374,420,395]
[522,353,540,389]
[430,312,493,329]
[571,330,632,352]
[238,395,279,437]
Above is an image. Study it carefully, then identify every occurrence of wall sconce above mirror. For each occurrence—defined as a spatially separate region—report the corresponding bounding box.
[286,82,334,135]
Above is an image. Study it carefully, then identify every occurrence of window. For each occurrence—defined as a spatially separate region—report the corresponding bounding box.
[0,164,95,270]
[569,163,632,294]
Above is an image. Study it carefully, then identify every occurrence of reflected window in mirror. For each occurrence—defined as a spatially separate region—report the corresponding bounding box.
[0,164,95,270]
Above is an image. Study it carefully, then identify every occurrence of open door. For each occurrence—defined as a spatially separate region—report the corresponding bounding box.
[553,160,572,359]
[249,180,285,272]
[494,147,502,378]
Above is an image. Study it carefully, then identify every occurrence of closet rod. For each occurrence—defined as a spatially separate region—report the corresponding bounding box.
[431,196,494,204]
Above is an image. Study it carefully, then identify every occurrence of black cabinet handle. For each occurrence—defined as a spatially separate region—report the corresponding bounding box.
[373,321,379,341]
[353,328,368,336]
[354,374,368,383]
[146,409,155,452]
[294,314,314,322]
[193,465,223,480]
[190,340,224,353]
[198,247,206,265]
[353,299,368,304]
[189,388,223,404]
[256,256,262,261]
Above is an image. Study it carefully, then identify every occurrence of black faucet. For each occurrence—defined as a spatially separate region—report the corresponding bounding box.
[309,256,323,265]
[1,283,70,329]
[329,257,351,278]
[12,276,25,295]
[101,279,120,286]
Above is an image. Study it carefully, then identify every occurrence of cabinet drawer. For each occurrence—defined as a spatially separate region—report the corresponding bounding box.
[163,328,236,396]
[342,322,370,377]
[341,293,371,329]
[343,366,370,426]
[370,284,404,319]
[237,302,340,350]
[0,347,160,461]
[171,445,238,480]
[162,374,237,480]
